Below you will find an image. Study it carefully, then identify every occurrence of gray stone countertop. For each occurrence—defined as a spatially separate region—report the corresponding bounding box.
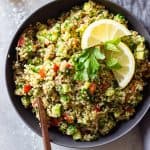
[0,0,149,150]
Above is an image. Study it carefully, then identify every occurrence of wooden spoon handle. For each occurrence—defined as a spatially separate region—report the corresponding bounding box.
[37,98,51,150]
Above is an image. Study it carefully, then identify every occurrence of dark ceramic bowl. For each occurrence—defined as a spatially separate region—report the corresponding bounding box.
[5,0,150,148]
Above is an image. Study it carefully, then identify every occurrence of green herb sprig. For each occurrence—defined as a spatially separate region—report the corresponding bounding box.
[74,47,105,81]
[74,38,122,81]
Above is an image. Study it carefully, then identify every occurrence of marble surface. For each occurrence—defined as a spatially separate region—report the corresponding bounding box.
[0,0,148,150]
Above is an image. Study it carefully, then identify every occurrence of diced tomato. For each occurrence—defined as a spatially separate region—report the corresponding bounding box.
[51,118,60,126]
[53,64,59,72]
[23,84,32,93]
[94,104,101,112]
[63,113,74,124]
[17,36,25,47]
[125,94,130,101]
[131,85,136,93]
[39,68,46,78]
[66,63,72,69]
[126,106,134,113]
[100,82,110,91]
[126,84,136,101]
[89,83,96,95]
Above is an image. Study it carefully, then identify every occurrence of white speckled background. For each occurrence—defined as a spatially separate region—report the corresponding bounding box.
[0,0,149,150]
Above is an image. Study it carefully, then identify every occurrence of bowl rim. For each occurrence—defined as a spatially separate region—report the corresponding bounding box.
[5,0,150,148]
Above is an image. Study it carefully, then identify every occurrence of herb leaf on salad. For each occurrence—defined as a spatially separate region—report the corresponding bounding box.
[106,57,122,70]
[74,47,105,81]
[104,38,121,52]
[74,38,122,81]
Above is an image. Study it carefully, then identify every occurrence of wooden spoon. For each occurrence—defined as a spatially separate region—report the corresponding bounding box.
[37,97,51,150]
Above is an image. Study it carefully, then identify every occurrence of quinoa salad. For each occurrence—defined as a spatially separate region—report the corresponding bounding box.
[13,1,150,141]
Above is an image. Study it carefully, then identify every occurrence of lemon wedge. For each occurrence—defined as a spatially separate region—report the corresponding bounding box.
[110,42,135,88]
[81,19,131,49]
[81,19,135,88]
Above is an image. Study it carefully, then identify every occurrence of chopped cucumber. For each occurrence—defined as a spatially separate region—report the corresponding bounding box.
[36,29,49,45]
[105,88,115,96]
[61,84,70,94]
[83,81,90,89]
[51,104,62,118]
[114,14,125,20]
[49,32,58,42]
[83,2,91,11]
[73,131,82,140]
[60,95,70,105]
[135,51,145,60]
[114,111,121,118]
[66,125,77,135]
[59,122,68,133]
[32,66,40,73]
[21,96,30,108]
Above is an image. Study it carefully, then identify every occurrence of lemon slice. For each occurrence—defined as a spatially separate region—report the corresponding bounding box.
[81,19,131,49]
[109,42,135,88]
[81,19,135,88]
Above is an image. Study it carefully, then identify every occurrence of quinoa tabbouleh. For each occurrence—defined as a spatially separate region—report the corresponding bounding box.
[13,0,150,141]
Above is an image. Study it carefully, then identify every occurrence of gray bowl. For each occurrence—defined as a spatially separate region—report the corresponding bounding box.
[5,0,150,148]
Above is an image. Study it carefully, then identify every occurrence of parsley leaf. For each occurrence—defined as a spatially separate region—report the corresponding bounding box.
[106,58,122,70]
[94,47,105,60]
[109,38,121,45]
[104,38,121,52]
[74,47,105,81]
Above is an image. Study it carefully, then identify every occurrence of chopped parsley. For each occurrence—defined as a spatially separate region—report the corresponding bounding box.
[74,47,105,81]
